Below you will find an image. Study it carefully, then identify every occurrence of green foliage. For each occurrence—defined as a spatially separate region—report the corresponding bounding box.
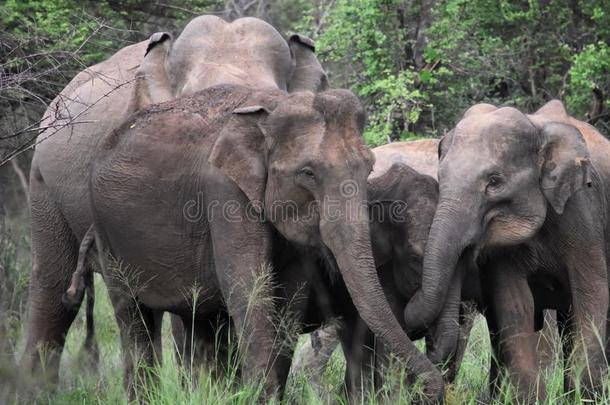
[426,0,610,134]
[362,70,427,145]
[3,0,122,64]
[308,0,431,145]
[1,0,222,65]
[295,0,610,142]
[567,41,610,116]
[0,0,221,162]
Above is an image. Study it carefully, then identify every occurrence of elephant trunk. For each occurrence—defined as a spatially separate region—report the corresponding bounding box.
[320,195,443,400]
[425,259,465,374]
[404,198,475,332]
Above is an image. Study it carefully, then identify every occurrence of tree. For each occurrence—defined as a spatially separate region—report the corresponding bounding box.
[292,0,610,144]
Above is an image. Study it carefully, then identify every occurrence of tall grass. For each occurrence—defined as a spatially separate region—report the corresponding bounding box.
[3,222,610,404]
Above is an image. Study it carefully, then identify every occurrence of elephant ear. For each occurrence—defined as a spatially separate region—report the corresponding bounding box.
[539,122,592,215]
[287,34,329,93]
[437,130,453,160]
[208,106,271,212]
[130,32,174,112]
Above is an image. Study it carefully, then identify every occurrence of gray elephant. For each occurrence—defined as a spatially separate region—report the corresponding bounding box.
[403,100,610,402]
[23,14,327,387]
[63,141,459,399]
[86,83,444,400]
[295,158,465,395]
[289,140,478,391]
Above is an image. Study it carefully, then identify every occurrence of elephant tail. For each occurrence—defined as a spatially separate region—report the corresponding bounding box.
[62,224,99,367]
[62,224,96,309]
[83,268,95,350]
[81,267,99,368]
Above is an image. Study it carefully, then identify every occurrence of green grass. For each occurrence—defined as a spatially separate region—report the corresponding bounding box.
[3,220,610,404]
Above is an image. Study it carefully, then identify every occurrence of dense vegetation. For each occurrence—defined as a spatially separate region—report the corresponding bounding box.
[1,1,610,403]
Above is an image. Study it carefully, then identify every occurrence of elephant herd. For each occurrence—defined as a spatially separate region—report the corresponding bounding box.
[18,14,610,404]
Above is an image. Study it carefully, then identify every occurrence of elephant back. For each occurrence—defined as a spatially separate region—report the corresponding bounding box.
[168,15,293,95]
[370,139,439,180]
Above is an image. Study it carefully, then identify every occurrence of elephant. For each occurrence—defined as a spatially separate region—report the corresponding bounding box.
[23,14,328,388]
[289,154,466,394]
[290,136,560,395]
[288,139,480,390]
[403,99,610,402]
[62,140,461,399]
[84,83,445,400]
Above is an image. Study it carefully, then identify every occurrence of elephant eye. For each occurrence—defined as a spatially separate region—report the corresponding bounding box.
[486,174,504,191]
[300,166,315,179]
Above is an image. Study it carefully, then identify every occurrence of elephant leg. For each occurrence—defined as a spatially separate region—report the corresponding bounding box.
[208,196,280,397]
[556,310,576,393]
[536,310,558,370]
[105,283,162,400]
[171,314,188,367]
[606,306,610,364]
[485,266,544,403]
[487,327,501,401]
[565,247,608,396]
[338,318,376,400]
[268,258,314,397]
[21,169,80,385]
[172,313,233,381]
[205,315,234,380]
[152,310,164,364]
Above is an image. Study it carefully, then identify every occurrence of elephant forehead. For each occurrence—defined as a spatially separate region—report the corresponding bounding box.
[454,111,538,155]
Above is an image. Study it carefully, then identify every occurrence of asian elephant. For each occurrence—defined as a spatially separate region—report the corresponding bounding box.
[403,100,610,401]
[63,140,460,399]
[23,14,327,386]
[294,156,468,394]
[289,139,480,390]
[86,84,444,400]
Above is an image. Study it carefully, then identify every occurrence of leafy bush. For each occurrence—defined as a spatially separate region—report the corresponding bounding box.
[567,41,610,116]
[305,0,432,145]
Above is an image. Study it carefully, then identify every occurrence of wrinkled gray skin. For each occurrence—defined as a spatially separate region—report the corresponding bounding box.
[404,100,610,402]
[23,14,328,387]
[289,159,454,397]
[64,144,457,398]
[289,140,478,391]
[375,141,483,377]
[87,84,444,400]
[316,164,466,394]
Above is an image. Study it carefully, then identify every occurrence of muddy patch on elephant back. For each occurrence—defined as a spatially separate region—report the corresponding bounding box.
[103,85,285,149]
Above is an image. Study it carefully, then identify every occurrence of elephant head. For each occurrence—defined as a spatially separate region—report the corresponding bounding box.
[208,87,443,399]
[132,16,328,111]
[403,101,592,331]
[367,162,438,290]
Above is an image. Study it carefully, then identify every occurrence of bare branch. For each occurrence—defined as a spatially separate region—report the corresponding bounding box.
[10,158,29,205]
[1,77,136,167]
